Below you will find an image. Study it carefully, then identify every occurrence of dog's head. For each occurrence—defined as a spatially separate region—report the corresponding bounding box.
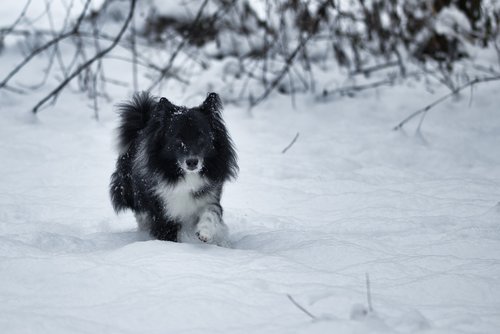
[149,93,236,180]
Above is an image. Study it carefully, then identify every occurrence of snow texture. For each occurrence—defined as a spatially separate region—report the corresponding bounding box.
[1,3,500,334]
[1,77,500,333]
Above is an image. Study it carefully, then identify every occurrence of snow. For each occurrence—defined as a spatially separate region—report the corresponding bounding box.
[435,6,472,36]
[0,1,106,31]
[1,76,499,333]
[1,2,500,333]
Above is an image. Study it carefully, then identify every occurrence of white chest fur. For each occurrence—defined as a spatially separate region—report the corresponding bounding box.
[155,173,207,224]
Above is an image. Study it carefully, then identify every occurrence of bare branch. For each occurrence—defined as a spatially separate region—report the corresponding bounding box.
[393,75,500,131]
[250,35,313,108]
[349,61,399,77]
[0,0,92,90]
[44,0,70,78]
[90,14,103,120]
[130,8,138,92]
[147,0,210,90]
[0,0,33,37]
[32,0,137,113]
[320,78,394,101]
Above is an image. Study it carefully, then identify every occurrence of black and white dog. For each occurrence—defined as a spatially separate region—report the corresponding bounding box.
[110,92,238,246]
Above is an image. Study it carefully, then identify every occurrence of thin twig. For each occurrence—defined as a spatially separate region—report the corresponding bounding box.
[287,294,317,320]
[32,0,137,113]
[148,0,210,90]
[320,78,394,101]
[468,83,474,108]
[18,0,70,90]
[101,77,129,87]
[287,70,297,109]
[282,132,299,154]
[349,61,399,76]
[250,35,313,108]
[0,0,92,90]
[365,273,373,312]
[91,14,102,120]
[45,0,70,78]
[0,0,33,37]
[393,75,500,131]
[3,85,26,94]
[130,7,138,92]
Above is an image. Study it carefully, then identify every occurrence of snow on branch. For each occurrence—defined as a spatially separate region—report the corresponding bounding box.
[0,0,499,115]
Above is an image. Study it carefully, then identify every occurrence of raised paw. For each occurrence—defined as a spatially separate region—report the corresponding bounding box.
[195,211,228,246]
[195,219,218,244]
[195,229,212,243]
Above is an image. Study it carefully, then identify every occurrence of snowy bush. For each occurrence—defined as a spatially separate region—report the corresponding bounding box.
[0,0,499,113]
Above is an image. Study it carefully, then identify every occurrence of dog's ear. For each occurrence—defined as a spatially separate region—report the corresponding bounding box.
[159,97,174,111]
[201,92,222,115]
[155,97,176,119]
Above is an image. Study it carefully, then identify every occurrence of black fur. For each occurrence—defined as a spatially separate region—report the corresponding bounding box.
[110,92,238,242]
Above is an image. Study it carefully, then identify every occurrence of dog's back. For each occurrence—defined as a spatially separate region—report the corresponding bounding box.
[110,92,155,212]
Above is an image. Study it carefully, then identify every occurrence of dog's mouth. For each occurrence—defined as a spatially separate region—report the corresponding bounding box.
[179,157,203,173]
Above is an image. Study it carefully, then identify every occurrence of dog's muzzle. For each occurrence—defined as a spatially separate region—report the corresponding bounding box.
[181,157,203,173]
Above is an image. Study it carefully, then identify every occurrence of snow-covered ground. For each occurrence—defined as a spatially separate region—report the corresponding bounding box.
[1,75,499,333]
[1,2,500,332]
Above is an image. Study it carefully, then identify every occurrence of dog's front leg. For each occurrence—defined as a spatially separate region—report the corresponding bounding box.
[150,216,180,242]
[195,204,229,246]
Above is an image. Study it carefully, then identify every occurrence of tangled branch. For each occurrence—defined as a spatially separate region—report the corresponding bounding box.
[0,0,92,90]
[147,0,210,91]
[32,0,137,113]
[0,0,498,115]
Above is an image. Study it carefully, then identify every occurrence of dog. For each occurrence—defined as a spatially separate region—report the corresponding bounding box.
[110,92,238,246]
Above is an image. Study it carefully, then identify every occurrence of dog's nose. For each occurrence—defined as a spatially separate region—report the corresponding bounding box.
[185,158,199,170]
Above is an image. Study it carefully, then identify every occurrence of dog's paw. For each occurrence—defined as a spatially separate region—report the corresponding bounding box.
[195,228,212,243]
[195,211,228,246]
